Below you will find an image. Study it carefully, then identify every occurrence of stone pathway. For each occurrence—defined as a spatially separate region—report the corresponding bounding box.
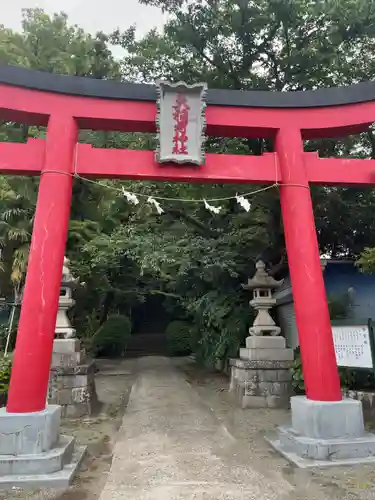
[97,358,287,499]
[4,357,374,499]
[181,359,375,500]
[99,357,375,500]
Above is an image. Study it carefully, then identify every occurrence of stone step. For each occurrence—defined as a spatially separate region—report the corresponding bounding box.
[0,435,75,476]
[278,425,375,461]
[0,445,86,489]
[126,334,168,357]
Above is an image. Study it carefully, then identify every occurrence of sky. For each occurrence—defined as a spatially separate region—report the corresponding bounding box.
[1,0,166,38]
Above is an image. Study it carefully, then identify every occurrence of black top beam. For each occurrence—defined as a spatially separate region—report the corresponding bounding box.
[0,64,374,108]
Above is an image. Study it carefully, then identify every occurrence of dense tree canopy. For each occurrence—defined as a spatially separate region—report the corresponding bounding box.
[2,2,375,362]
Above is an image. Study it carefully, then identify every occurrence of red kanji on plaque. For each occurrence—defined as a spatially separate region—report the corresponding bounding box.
[172,93,190,155]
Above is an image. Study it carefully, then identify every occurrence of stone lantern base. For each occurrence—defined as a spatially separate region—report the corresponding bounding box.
[229,336,294,408]
[48,339,98,418]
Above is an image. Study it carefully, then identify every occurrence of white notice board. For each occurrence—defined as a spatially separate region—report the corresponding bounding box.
[332,325,373,369]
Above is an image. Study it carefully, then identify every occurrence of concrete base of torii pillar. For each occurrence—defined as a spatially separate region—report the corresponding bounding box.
[266,396,375,467]
[0,259,94,488]
[0,406,86,488]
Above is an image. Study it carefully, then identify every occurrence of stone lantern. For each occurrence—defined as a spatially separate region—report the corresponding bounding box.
[48,257,97,418]
[229,260,294,409]
[242,260,282,337]
[55,257,78,339]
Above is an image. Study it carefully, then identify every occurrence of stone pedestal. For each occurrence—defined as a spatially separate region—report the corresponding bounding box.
[229,336,293,408]
[231,261,291,408]
[49,339,98,418]
[0,405,85,488]
[266,396,375,467]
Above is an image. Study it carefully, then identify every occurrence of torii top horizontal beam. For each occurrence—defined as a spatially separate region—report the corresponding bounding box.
[2,64,375,109]
[0,65,375,139]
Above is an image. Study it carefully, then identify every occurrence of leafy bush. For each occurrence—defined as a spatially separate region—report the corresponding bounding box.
[328,293,351,320]
[91,315,132,358]
[185,292,250,367]
[291,347,305,394]
[0,355,12,407]
[165,320,194,356]
[0,325,7,351]
[339,368,375,391]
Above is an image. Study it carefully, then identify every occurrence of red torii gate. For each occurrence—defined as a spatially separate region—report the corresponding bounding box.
[1,65,374,414]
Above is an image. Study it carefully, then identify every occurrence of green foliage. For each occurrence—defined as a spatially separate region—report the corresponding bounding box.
[0,177,37,290]
[357,247,375,274]
[113,0,375,262]
[0,325,7,352]
[0,9,118,295]
[0,355,12,405]
[291,347,305,394]
[91,315,132,358]
[0,9,120,77]
[120,0,375,90]
[339,368,375,391]
[165,320,194,356]
[328,292,351,321]
[3,3,375,368]
[79,195,261,365]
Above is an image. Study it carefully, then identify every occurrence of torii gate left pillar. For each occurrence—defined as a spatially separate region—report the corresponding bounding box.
[0,114,85,487]
[7,115,77,414]
[1,66,375,482]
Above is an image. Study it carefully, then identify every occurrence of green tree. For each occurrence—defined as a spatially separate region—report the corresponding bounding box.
[0,177,36,291]
[1,8,120,78]
[117,0,375,90]
[0,8,119,306]
[107,0,375,362]
[111,0,375,261]
[3,3,375,365]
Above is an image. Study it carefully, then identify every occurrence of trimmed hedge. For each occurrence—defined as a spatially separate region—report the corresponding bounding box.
[91,315,132,357]
[165,321,194,356]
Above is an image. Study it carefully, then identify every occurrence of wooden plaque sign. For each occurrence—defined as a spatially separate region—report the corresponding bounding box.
[156,81,207,165]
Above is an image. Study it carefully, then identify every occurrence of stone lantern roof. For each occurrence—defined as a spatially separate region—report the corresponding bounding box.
[242,261,283,291]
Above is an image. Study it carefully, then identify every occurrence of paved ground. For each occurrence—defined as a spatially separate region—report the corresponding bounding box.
[99,357,375,500]
[181,360,375,500]
[100,356,290,500]
[3,356,375,499]
[0,358,138,500]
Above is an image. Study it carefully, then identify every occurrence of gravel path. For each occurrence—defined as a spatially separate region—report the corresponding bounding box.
[99,357,293,500]
[3,356,375,499]
[180,358,375,500]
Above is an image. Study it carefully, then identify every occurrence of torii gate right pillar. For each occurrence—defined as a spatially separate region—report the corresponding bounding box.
[276,127,342,402]
[266,127,375,467]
